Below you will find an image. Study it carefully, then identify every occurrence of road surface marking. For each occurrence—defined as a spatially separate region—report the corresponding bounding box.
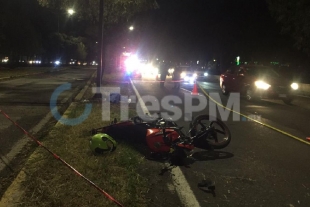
[198,83,310,146]
[0,112,53,172]
[130,80,201,207]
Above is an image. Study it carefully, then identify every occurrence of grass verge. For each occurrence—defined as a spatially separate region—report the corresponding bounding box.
[16,72,150,207]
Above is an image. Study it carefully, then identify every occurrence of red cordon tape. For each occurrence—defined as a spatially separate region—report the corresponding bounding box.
[0,109,124,207]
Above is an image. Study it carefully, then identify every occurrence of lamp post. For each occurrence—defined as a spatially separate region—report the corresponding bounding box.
[57,9,75,33]
[56,8,75,63]
[127,25,135,53]
[96,0,105,88]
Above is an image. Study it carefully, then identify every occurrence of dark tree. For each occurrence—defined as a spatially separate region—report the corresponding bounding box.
[37,0,159,65]
[0,0,6,49]
[0,0,45,66]
[267,0,310,56]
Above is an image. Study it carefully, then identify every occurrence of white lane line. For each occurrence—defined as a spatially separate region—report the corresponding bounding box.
[130,79,201,207]
[0,71,96,173]
[0,112,52,172]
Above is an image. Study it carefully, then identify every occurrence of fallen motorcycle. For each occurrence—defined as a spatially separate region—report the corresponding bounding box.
[91,114,231,165]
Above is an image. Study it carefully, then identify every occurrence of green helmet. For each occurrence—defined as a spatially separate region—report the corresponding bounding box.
[90,133,117,154]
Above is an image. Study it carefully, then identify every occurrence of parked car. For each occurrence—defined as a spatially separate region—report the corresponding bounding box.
[220,65,299,104]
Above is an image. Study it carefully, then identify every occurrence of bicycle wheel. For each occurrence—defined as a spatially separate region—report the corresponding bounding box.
[190,115,231,150]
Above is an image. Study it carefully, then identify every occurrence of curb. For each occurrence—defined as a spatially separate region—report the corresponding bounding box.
[55,71,96,126]
[0,71,96,206]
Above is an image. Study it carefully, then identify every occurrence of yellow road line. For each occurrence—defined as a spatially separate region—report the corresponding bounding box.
[198,83,310,146]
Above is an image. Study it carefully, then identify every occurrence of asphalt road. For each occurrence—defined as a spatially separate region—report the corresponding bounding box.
[0,67,95,190]
[132,74,310,207]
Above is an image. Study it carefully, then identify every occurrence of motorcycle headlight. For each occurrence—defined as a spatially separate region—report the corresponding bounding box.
[204,72,208,76]
[255,81,271,90]
[193,73,197,77]
[291,83,299,90]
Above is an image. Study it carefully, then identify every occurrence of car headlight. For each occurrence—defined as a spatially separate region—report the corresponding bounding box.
[193,73,197,77]
[255,81,271,90]
[181,72,186,78]
[204,72,208,76]
[291,83,299,90]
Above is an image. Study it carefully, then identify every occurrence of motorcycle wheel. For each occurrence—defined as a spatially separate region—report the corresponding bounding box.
[190,115,231,149]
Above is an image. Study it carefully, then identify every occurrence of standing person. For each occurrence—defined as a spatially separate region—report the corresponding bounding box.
[172,66,181,89]
[159,62,169,88]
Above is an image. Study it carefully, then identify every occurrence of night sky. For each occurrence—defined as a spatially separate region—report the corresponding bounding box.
[1,0,308,68]
[131,0,305,66]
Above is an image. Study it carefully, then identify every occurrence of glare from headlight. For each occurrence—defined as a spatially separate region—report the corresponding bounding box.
[291,83,299,90]
[125,55,139,71]
[181,72,186,78]
[204,72,208,76]
[154,68,158,74]
[255,80,271,90]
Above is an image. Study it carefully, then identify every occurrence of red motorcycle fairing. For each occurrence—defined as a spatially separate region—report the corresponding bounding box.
[146,128,180,153]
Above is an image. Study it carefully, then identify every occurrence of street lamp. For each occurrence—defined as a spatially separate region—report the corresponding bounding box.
[56,8,76,63]
[127,26,136,52]
[67,9,75,15]
[58,9,75,33]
